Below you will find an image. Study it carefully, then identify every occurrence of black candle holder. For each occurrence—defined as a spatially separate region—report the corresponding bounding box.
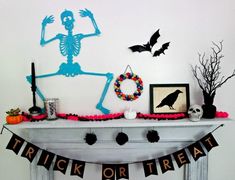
[28,62,42,116]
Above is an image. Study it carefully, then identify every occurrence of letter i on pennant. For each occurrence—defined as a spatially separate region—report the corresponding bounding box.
[37,150,55,170]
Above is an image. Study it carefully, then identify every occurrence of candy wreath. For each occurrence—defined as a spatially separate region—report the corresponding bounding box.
[114,72,143,101]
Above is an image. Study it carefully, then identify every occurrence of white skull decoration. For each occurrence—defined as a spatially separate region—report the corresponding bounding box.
[188,105,203,122]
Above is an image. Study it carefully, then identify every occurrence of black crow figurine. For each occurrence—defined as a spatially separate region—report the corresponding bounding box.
[156,89,182,110]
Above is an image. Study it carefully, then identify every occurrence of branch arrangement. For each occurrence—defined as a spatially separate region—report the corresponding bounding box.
[191,41,235,96]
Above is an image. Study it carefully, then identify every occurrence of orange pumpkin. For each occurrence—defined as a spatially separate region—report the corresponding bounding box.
[6,115,23,124]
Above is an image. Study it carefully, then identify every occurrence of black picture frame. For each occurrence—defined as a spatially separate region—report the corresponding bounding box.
[150,84,190,114]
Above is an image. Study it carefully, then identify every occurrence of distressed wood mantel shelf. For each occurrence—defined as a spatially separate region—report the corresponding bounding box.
[5,118,233,180]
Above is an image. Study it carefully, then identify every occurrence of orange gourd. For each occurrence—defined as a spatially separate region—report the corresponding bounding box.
[6,108,23,124]
[6,115,23,124]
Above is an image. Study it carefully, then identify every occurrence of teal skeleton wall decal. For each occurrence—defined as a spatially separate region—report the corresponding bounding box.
[26,9,113,114]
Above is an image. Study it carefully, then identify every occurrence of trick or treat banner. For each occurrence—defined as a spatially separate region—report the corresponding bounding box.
[1,125,220,179]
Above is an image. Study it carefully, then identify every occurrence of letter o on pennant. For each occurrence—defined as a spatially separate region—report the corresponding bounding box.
[102,164,115,180]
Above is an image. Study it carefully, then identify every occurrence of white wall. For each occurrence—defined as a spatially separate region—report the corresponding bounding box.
[0,0,235,179]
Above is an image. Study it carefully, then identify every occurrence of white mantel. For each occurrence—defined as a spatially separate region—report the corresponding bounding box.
[5,118,233,180]
[9,118,230,128]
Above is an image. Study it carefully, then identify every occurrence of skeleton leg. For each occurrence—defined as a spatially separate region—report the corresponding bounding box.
[26,72,61,103]
[80,70,114,114]
[27,70,113,114]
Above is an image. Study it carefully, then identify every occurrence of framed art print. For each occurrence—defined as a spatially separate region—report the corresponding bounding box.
[150,84,190,114]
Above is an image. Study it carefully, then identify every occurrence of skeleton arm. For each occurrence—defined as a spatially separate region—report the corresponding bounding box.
[79,9,101,38]
[40,15,60,46]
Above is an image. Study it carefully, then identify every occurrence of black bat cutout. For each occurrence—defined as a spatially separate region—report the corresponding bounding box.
[128,29,160,53]
[129,44,151,53]
[153,42,170,57]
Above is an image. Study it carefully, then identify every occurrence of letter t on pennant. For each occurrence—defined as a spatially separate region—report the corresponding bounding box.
[143,159,158,177]
[6,134,25,155]
[200,133,219,152]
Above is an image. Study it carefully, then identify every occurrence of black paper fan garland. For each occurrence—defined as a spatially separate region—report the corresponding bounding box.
[84,130,159,145]
[84,133,97,145]
[116,132,129,145]
[146,130,160,143]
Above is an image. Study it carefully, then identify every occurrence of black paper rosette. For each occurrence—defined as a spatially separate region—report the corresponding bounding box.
[146,130,160,143]
[84,133,97,145]
[116,132,129,145]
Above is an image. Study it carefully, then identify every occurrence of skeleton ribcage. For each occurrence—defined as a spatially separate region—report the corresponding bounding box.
[59,35,81,56]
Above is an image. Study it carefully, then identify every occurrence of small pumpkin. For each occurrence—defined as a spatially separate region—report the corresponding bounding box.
[6,108,23,124]
[6,115,23,124]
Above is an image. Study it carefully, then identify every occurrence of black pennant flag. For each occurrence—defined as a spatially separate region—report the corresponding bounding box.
[70,160,85,178]
[158,155,174,174]
[188,141,206,161]
[116,164,129,180]
[6,133,25,155]
[173,149,190,168]
[143,159,158,177]
[53,155,70,174]
[102,164,116,180]
[200,133,219,152]
[37,150,55,170]
[21,142,39,162]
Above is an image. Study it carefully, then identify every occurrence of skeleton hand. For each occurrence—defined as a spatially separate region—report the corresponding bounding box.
[79,9,93,18]
[42,15,54,27]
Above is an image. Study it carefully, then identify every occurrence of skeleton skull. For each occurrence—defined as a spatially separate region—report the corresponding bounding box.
[61,10,75,30]
[188,104,203,122]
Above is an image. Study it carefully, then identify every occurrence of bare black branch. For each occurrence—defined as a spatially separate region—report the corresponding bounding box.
[191,41,235,98]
